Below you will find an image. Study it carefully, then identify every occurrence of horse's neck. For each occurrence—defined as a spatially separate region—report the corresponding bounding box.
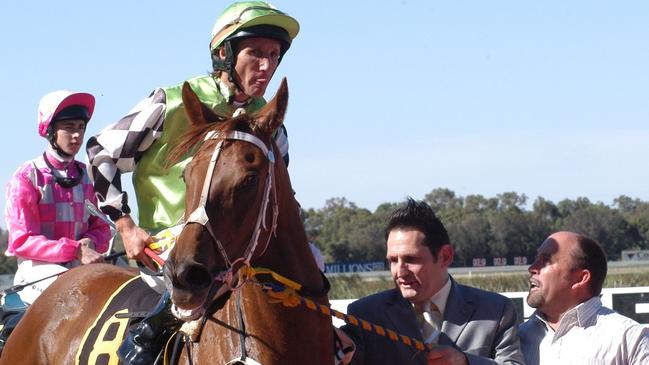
[258,199,325,294]
[261,228,322,289]
[195,284,332,365]
[259,162,326,295]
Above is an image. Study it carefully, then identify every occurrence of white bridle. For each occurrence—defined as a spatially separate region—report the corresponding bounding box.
[184,129,279,290]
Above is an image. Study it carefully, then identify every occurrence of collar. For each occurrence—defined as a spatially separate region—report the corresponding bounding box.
[45,147,74,170]
[213,73,251,106]
[431,275,452,317]
[414,275,452,317]
[533,296,602,342]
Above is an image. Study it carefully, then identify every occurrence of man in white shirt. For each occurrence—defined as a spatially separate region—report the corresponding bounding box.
[519,231,649,365]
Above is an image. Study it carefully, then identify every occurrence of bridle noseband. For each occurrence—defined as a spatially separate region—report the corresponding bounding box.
[185,129,279,290]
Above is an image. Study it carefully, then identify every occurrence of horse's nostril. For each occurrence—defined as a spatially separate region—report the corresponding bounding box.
[177,262,212,290]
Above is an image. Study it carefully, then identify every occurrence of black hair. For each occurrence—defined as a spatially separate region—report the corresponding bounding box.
[384,197,450,258]
[570,235,607,296]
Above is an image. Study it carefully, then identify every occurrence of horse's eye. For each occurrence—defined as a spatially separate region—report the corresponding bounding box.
[245,153,255,163]
[240,174,259,189]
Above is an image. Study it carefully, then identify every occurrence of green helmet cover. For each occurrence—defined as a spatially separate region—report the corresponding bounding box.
[210,1,300,52]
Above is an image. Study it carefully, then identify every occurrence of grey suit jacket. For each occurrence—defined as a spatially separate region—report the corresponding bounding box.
[341,279,526,365]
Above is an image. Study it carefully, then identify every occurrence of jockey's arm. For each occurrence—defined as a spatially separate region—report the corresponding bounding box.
[86,89,165,269]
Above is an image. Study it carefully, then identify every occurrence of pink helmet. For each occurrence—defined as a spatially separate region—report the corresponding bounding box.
[37,90,95,138]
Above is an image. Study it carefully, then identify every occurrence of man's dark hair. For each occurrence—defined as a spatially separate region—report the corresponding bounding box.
[384,198,450,258]
[571,235,608,296]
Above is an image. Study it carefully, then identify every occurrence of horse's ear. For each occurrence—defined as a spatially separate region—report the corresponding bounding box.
[255,77,288,134]
[182,82,222,126]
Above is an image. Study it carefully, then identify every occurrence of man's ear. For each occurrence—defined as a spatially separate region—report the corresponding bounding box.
[571,269,592,291]
[438,244,454,268]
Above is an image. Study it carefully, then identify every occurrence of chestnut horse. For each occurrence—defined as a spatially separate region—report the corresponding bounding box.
[0,79,333,364]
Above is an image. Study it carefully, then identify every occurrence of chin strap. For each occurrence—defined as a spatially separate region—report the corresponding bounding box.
[52,144,73,158]
[46,121,86,159]
[46,138,73,159]
[211,41,246,96]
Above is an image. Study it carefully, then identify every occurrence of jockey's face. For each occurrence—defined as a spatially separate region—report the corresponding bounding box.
[222,37,282,102]
[53,119,86,156]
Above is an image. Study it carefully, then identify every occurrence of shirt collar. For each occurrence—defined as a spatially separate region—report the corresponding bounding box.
[425,275,452,317]
[45,146,74,169]
[213,73,251,106]
[533,296,602,342]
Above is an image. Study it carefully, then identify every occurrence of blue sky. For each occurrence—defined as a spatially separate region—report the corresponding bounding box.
[1,1,648,227]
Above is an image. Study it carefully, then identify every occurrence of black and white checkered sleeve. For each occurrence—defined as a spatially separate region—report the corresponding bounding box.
[86,89,167,221]
[274,124,290,167]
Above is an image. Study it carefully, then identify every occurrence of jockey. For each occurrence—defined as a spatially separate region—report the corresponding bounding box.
[1,90,111,351]
[85,2,300,364]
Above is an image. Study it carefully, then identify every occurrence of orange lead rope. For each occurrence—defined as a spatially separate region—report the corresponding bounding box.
[247,267,436,354]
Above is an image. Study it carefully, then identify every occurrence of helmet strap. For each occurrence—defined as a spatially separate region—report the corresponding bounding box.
[46,123,75,159]
[211,41,246,97]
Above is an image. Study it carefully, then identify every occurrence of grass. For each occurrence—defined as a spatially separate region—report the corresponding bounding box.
[327,264,649,299]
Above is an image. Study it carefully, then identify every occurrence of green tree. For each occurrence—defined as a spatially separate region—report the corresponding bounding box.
[560,202,642,260]
[448,213,492,263]
[488,192,531,257]
[424,188,463,212]
[304,197,385,262]
[614,195,649,249]
[528,197,561,254]
[303,190,649,266]
[463,194,498,213]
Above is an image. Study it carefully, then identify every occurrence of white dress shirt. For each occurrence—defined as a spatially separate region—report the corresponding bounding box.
[519,297,649,365]
[429,275,452,317]
[412,275,452,343]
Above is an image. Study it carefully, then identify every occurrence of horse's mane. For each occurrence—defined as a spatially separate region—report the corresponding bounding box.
[166,116,254,169]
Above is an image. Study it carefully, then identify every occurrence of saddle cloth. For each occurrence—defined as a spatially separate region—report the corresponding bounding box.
[75,276,160,365]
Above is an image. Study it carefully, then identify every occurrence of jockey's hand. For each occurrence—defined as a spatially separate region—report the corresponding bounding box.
[115,214,156,271]
[426,345,468,365]
[77,238,105,265]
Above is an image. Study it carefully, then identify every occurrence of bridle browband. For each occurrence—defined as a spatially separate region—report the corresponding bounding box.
[184,129,279,291]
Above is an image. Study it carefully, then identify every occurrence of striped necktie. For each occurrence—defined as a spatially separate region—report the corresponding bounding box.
[415,302,442,344]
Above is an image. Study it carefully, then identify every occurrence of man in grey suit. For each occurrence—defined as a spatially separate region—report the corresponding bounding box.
[340,198,525,365]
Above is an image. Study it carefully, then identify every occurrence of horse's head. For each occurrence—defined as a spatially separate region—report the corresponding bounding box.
[163,78,289,319]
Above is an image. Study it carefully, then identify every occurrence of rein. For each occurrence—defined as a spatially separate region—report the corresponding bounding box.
[245,268,436,354]
[167,265,432,364]
[165,265,331,365]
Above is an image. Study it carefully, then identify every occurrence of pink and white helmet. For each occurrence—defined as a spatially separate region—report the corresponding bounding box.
[37,90,95,138]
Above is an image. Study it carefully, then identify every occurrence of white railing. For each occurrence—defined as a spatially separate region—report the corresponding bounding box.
[330,286,649,327]
[3,273,646,326]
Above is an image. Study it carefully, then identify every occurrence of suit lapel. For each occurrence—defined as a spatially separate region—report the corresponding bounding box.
[384,289,420,338]
[383,289,426,362]
[440,279,477,346]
